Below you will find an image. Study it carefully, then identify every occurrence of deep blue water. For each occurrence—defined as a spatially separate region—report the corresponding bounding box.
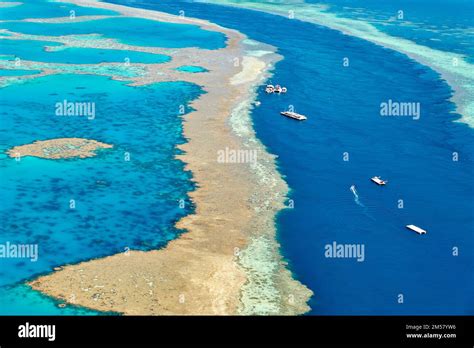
[310,0,474,59]
[109,0,474,315]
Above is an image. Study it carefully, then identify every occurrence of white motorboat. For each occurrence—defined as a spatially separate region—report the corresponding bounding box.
[406,224,427,235]
[280,111,307,121]
[371,176,387,185]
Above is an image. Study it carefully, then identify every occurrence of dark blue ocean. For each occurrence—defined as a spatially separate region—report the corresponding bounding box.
[308,0,474,60]
[108,0,474,315]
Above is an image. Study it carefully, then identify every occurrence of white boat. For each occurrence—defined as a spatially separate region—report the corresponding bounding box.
[371,176,387,185]
[265,84,275,93]
[406,224,427,235]
[280,111,307,121]
[265,84,287,94]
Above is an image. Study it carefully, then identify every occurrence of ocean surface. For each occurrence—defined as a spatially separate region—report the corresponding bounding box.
[307,0,474,60]
[0,74,201,314]
[107,0,474,315]
[1,0,473,315]
[1,17,226,49]
[0,39,171,64]
[0,0,119,20]
[0,0,212,314]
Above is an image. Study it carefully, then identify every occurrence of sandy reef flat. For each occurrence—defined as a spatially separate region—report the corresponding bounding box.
[7,138,113,159]
[25,0,313,314]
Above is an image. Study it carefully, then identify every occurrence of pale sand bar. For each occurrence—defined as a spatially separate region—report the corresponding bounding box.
[7,138,112,159]
[27,0,312,315]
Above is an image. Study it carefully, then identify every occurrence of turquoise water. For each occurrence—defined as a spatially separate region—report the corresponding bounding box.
[1,17,227,49]
[0,2,218,315]
[0,62,147,79]
[0,0,118,20]
[0,68,41,76]
[0,39,171,64]
[175,65,208,73]
[114,0,474,315]
[0,74,202,314]
[0,285,107,315]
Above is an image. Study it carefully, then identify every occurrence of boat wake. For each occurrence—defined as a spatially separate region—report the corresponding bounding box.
[350,185,375,221]
[350,184,364,206]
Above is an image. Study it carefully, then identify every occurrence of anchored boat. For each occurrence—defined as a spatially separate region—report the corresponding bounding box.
[265,84,287,94]
[265,84,274,93]
[371,176,387,185]
[280,111,307,121]
[406,224,427,235]
[274,84,287,93]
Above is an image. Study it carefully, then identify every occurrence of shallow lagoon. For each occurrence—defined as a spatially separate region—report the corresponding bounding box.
[0,285,106,315]
[0,68,41,76]
[0,39,171,64]
[1,16,227,49]
[0,0,225,316]
[0,0,118,20]
[0,74,201,314]
[175,65,208,73]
